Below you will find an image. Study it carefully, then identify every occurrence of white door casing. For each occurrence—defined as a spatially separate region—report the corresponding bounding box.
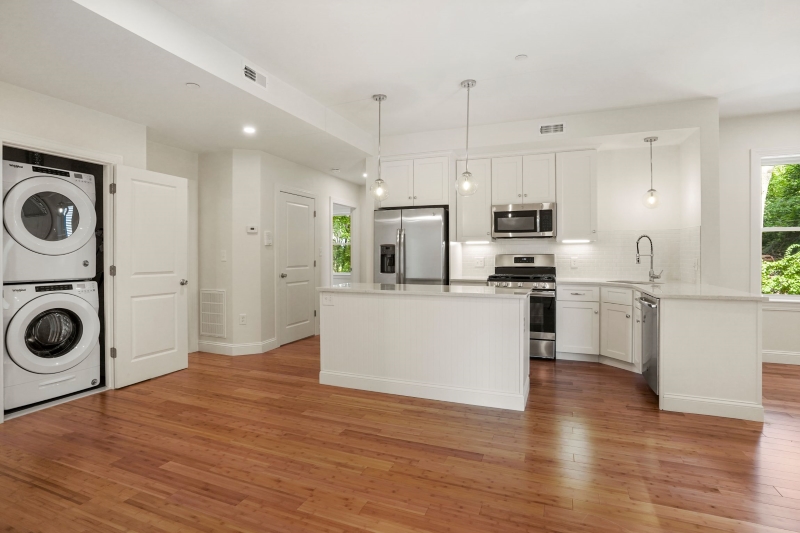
[278,191,315,345]
[114,165,188,388]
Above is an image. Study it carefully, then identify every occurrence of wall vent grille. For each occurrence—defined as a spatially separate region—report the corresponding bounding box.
[200,290,226,338]
[243,63,267,89]
[539,123,565,135]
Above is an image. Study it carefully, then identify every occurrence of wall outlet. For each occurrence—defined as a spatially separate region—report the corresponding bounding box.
[570,257,578,269]
[474,257,485,268]
[238,314,247,325]
[221,249,227,262]
[322,293,334,306]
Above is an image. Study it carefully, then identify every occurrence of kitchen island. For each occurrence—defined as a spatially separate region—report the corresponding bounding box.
[318,283,530,411]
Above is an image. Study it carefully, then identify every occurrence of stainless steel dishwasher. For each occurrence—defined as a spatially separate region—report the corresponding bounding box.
[640,295,660,395]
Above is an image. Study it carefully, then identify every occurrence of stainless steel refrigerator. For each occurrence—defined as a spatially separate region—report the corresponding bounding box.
[374,207,449,285]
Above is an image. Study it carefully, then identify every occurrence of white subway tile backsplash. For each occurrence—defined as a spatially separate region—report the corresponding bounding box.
[459,227,701,283]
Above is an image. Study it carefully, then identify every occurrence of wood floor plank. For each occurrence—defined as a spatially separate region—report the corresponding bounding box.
[1,336,799,532]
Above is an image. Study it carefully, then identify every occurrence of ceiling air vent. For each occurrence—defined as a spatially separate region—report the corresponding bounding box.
[539,123,565,135]
[243,63,267,89]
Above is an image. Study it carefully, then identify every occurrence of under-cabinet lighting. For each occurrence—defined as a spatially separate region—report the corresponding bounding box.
[562,239,590,244]
[464,241,490,244]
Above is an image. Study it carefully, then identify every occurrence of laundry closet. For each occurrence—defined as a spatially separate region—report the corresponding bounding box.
[0,139,190,420]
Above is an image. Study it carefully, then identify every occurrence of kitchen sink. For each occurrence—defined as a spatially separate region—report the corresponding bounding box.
[607,280,664,285]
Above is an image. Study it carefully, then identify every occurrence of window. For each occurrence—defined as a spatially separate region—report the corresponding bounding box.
[332,213,351,274]
[761,162,800,295]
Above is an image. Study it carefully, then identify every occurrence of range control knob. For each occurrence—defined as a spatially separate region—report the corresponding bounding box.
[517,282,523,287]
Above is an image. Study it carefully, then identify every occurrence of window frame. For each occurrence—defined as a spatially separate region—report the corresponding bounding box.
[752,149,800,300]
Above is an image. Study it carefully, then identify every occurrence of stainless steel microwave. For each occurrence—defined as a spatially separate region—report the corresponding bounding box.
[491,203,556,239]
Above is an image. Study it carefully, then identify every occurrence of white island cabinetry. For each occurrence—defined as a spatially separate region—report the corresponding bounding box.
[319,283,530,411]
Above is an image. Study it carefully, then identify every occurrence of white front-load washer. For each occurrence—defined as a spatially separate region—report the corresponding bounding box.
[3,281,101,410]
[3,161,97,283]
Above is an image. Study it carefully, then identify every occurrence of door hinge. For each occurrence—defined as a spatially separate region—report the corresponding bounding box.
[314,310,317,317]
[109,265,116,276]
[109,183,117,194]
[110,347,117,359]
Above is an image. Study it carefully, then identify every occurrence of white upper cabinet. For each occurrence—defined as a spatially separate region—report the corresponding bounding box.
[491,156,523,204]
[522,153,556,203]
[413,156,450,206]
[456,159,491,242]
[556,150,597,242]
[379,157,449,208]
[379,160,414,208]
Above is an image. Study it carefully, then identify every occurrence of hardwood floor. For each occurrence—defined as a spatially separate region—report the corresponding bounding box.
[1,337,799,532]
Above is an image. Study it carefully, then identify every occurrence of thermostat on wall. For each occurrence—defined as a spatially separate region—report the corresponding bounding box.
[246,225,258,234]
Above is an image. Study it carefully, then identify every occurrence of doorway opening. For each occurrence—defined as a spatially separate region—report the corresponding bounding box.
[332,203,353,286]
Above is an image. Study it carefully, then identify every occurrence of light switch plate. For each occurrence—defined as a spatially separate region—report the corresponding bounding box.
[474,257,485,268]
[570,257,578,268]
[263,230,273,246]
[322,294,334,306]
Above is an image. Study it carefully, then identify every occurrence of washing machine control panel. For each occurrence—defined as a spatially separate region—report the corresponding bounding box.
[35,284,74,292]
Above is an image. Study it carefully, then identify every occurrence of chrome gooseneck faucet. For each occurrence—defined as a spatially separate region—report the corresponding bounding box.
[636,235,663,283]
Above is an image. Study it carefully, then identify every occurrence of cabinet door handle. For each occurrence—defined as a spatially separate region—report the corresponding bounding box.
[571,292,585,295]
[408,196,412,199]
[524,194,528,197]
[594,310,599,314]
[636,319,641,323]
[626,314,631,318]
[414,196,417,199]
[518,193,522,197]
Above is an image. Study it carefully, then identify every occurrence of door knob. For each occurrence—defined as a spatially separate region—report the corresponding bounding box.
[180,279,188,285]
[280,273,288,278]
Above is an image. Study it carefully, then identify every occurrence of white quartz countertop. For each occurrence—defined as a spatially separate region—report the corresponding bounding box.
[318,282,529,299]
[559,278,767,301]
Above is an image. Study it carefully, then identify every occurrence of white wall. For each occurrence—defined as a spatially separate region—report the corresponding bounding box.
[719,110,800,364]
[146,141,200,352]
[375,98,721,285]
[0,81,146,167]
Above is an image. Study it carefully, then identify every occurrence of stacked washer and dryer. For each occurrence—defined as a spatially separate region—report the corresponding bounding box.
[3,161,101,411]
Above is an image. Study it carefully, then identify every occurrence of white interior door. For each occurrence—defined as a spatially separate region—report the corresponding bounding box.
[114,165,188,388]
[278,191,315,345]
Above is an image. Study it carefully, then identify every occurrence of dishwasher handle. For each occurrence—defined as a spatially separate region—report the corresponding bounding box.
[638,297,658,309]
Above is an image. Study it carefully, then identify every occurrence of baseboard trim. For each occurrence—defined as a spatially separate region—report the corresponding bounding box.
[660,393,764,422]
[763,350,800,365]
[319,371,528,411]
[557,352,599,362]
[198,338,278,356]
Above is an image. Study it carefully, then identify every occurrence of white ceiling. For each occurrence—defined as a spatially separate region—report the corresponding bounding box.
[0,0,370,182]
[151,0,800,136]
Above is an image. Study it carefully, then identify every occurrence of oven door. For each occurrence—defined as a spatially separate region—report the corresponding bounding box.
[529,290,556,359]
[491,203,556,238]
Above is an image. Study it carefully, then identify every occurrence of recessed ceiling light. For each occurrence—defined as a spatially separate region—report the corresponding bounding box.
[362,172,368,178]
[243,126,256,134]
[515,54,528,61]
[185,82,200,89]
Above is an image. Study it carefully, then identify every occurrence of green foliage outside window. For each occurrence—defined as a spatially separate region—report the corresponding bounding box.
[333,215,351,273]
[762,164,800,294]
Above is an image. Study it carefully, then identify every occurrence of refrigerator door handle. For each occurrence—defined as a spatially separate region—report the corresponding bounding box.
[398,228,406,284]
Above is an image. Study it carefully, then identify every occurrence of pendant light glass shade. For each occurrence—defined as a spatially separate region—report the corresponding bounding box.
[457,170,478,196]
[371,94,388,201]
[642,188,659,209]
[457,79,478,197]
[642,136,659,209]
[370,177,389,201]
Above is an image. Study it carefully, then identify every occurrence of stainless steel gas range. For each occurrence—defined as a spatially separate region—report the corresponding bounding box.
[487,254,556,359]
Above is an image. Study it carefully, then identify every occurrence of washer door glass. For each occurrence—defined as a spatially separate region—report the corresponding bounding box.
[21,192,81,242]
[25,309,83,359]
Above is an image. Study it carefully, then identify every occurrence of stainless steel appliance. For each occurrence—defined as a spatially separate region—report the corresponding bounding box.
[640,295,659,394]
[488,254,556,359]
[374,207,448,285]
[491,203,556,239]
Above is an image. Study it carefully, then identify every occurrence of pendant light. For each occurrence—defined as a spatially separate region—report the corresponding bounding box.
[370,94,389,202]
[642,136,660,209]
[457,79,478,197]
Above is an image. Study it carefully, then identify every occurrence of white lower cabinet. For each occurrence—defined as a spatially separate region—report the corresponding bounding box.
[600,302,633,363]
[556,300,600,354]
